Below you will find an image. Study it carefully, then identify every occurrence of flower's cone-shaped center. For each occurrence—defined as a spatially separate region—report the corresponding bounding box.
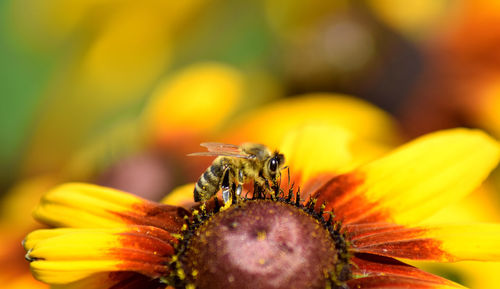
[183,200,338,289]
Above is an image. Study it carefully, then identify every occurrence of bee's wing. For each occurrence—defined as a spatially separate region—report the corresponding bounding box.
[188,142,252,159]
[187,152,252,159]
[200,142,240,153]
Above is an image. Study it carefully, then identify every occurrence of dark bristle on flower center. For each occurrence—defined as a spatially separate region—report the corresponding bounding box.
[171,189,351,289]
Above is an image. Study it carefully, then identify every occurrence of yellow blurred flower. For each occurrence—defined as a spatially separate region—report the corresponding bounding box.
[143,63,245,149]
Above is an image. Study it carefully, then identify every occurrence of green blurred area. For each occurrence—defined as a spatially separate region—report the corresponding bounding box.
[0,1,53,189]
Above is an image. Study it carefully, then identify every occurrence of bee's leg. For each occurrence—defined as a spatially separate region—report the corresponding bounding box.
[222,189,231,204]
[221,167,231,204]
[265,180,277,200]
[235,184,242,198]
[231,183,238,204]
[253,180,264,199]
[234,170,244,201]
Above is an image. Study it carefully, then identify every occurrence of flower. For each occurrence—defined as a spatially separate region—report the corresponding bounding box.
[1,56,396,288]
[23,128,500,288]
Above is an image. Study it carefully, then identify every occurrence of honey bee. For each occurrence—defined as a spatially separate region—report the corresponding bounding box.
[189,142,285,203]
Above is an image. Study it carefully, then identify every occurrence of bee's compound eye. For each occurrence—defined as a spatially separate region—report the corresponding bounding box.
[269,158,278,172]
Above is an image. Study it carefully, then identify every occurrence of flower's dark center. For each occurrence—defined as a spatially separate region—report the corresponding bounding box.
[170,191,351,289]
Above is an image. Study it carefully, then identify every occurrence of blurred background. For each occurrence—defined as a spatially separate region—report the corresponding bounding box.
[2,0,500,288]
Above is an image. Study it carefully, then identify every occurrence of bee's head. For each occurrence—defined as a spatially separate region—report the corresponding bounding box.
[265,151,285,181]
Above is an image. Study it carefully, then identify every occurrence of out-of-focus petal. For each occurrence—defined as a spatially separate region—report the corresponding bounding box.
[367,0,454,40]
[0,175,58,230]
[161,183,196,207]
[77,3,170,98]
[144,63,245,150]
[51,272,163,289]
[33,183,188,230]
[220,94,398,196]
[9,0,206,51]
[2,273,47,289]
[223,94,399,149]
[471,82,500,138]
[8,0,106,50]
[313,128,500,225]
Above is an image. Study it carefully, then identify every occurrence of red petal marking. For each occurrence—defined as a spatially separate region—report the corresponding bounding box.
[354,239,452,261]
[336,195,392,224]
[301,173,336,198]
[344,223,406,239]
[311,172,393,224]
[115,261,169,279]
[114,202,189,232]
[347,225,455,261]
[312,172,364,208]
[350,226,428,247]
[351,254,458,286]
[347,275,460,289]
[108,272,164,289]
[111,226,177,278]
[121,225,179,246]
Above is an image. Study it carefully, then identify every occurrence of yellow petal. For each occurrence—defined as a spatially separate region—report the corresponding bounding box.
[428,223,500,262]
[23,228,88,250]
[34,183,145,228]
[423,183,500,224]
[27,230,124,261]
[352,223,500,263]
[278,124,353,194]
[316,128,500,225]
[362,128,500,224]
[26,229,124,284]
[25,226,174,284]
[34,183,187,230]
[30,260,122,285]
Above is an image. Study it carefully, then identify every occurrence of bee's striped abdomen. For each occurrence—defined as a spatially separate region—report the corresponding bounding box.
[193,159,224,202]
